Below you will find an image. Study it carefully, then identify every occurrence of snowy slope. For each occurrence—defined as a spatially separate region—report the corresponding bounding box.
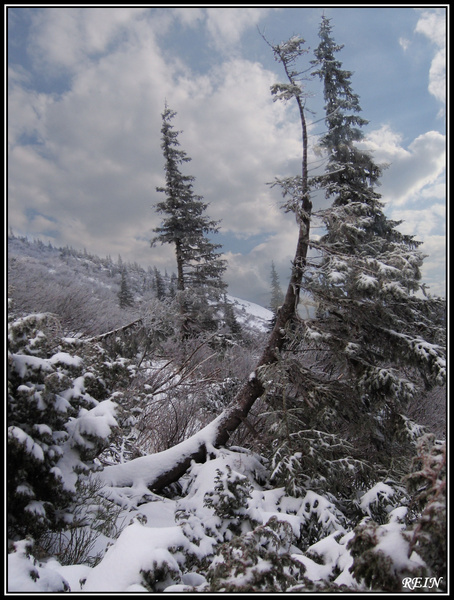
[227,295,273,332]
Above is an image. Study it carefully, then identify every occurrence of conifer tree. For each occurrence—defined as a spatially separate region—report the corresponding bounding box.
[259,17,446,507]
[153,266,166,300]
[7,312,125,542]
[269,261,284,316]
[221,294,242,337]
[311,16,379,209]
[118,268,134,309]
[104,24,444,502]
[270,16,447,483]
[151,104,227,333]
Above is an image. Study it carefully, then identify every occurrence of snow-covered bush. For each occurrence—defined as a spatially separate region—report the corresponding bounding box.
[79,522,189,592]
[206,517,306,592]
[7,235,445,593]
[270,427,373,500]
[203,465,254,539]
[8,538,70,592]
[175,450,264,548]
[359,480,408,523]
[347,513,426,592]
[347,434,446,592]
[7,312,128,546]
[404,434,446,586]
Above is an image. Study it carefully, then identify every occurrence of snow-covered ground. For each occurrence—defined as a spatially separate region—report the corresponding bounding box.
[227,295,273,332]
[7,238,444,593]
[7,447,363,593]
[8,438,427,593]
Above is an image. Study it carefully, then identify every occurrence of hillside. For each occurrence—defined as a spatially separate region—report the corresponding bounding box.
[7,235,446,593]
[7,235,273,337]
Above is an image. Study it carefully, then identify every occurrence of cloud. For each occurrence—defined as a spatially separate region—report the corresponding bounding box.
[362,125,445,207]
[414,8,446,106]
[204,7,276,52]
[28,8,149,73]
[223,224,299,305]
[390,204,445,239]
[398,37,410,52]
[8,8,446,304]
[8,8,302,303]
[360,123,445,297]
[417,234,446,297]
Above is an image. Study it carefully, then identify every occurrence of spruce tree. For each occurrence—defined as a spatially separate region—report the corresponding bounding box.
[152,266,166,300]
[311,16,380,209]
[311,15,445,387]
[270,16,447,484]
[269,261,284,316]
[262,17,446,510]
[118,268,134,309]
[151,104,227,334]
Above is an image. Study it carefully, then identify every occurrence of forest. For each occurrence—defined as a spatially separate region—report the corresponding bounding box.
[7,17,446,594]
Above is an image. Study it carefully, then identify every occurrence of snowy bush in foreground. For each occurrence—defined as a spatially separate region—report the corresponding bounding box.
[346,434,447,592]
[8,437,445,593]
[206,517,307,592]
[347,512,427,592]
[8,539,70,592]
[7,312,129,549]
[404,434,446,588]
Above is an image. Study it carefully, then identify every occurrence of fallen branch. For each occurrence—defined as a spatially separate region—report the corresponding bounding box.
[85,318,143,342]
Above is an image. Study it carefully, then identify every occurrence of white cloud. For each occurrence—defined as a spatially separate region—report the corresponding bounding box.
[172,7,205,28]
[224,224,298,305]
[360,123,445,298]
[8,8,446,303]
[204,7,275,52]
[414,8,446,106]
[417,234,446,297]
[362,125,445,207]
[415,8,446,47]
[28,8,149,72]
[427,49,446,105]
[8,8,303,303]
[398,37,410,51]
[390,204,445,239]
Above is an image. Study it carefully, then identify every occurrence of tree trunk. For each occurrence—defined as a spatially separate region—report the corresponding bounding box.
[136,212,310,492]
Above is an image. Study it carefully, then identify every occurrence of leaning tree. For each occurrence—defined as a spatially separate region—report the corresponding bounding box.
[102,25,445,496]
[102,34,314,492]
[262,16,446,501]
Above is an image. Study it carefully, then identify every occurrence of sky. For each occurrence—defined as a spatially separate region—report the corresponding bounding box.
[7,5,447,306]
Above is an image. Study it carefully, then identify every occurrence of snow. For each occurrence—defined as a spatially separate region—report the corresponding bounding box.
[359,482,396,515]
[7,447,433,593]
[8,541,70,592]
[99,415,223,489]
[81,522,189,592]
[10,353,53,378]
[356,273,379,290]
[226,295,273,331]
[373,520,426,574]
[66,400,118,449]
[34,423,53,437]
[24,500,47,517]
[8,426,45,461]
[7,258,445,592]
[49,352,83,368]
[328,270,346,283]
